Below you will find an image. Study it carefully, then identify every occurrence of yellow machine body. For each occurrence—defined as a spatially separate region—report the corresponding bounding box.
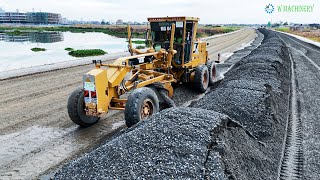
[83,16,208,117]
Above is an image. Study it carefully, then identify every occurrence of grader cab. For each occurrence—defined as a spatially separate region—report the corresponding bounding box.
[67,17,217,127]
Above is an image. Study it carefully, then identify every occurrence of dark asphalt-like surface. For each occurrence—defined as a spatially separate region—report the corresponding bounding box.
[277,32,320,180]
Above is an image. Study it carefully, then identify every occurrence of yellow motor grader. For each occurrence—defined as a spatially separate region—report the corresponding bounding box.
[68,17,217,127]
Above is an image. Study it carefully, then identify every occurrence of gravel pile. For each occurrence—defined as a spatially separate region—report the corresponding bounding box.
[192,29,291,179]
[216,30,264,79]
[54,108,230,179]
[193,29,289,139]
[54,29,291,179]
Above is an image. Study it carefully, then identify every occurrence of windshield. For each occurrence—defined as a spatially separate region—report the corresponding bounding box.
[150,21,184,50]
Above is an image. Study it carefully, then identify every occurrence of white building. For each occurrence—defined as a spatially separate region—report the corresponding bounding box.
[116,19,123,25]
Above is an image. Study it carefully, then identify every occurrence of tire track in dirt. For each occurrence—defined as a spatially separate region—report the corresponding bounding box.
[277,45,303,179]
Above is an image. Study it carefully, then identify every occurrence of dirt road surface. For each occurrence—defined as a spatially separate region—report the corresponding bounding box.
[0,28,256,179]
[277,32,320,180]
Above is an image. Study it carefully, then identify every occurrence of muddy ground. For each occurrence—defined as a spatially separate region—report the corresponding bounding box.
[0,29,256,179]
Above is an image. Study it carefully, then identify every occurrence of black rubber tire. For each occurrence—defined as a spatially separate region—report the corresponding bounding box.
[207,60,217,85]
[194,65,209,93]
[67,87,99,127]
[124,87,159,127]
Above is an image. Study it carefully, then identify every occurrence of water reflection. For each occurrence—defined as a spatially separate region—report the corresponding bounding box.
[0,32,63,43]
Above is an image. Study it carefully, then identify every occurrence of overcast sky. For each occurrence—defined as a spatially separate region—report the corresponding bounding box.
[0,0,319,24]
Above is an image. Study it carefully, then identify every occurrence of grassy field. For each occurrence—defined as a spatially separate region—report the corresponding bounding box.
[0,25,145,38]
[276,27,320,42]
[0,24,240,39]
[197,26,240,37]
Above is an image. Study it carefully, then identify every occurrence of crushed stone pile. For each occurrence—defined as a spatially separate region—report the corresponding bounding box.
[54,29,291,179]
[192,29,291,179]
[216,30,264,78]
[54,108,230,179]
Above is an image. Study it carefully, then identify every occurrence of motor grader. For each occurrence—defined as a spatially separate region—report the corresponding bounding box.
[67,16,216,127]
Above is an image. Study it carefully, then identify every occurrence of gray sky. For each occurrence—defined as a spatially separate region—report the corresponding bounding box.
[1,0,319,24]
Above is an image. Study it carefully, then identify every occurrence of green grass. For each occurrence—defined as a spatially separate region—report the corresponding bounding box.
[215,26,240,33]
[275,27,290,32]
[68,49,107,57]
[0,26,145,38]
[6,30,24,35]
[31,47,46,52]
[275,27,320,42]
[64,47,74,51]
[135,45,145,49]
[127,40,146,44]
[197,26,240,37]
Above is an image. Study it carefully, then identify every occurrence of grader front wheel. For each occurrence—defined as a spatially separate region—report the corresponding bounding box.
[207,61,217,85]
[67,87,99,127]
[124,87,160,127]
[194,65,209,93]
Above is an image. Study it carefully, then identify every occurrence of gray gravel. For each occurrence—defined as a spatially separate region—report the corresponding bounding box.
[215,30,264,80]
[277,32,320,180]
[192,29,291,179]
[54,29,292,179]
[54,108,229,179]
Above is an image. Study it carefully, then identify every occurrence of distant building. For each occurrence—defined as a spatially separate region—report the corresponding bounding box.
[0,8,4,13]
[309,23,320,29]
[26,12,61,24]
[0,11,62,24]
[61,18,68,24]
[0,12,27,23]
[289,24,307,31]
[116,19,123,25]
